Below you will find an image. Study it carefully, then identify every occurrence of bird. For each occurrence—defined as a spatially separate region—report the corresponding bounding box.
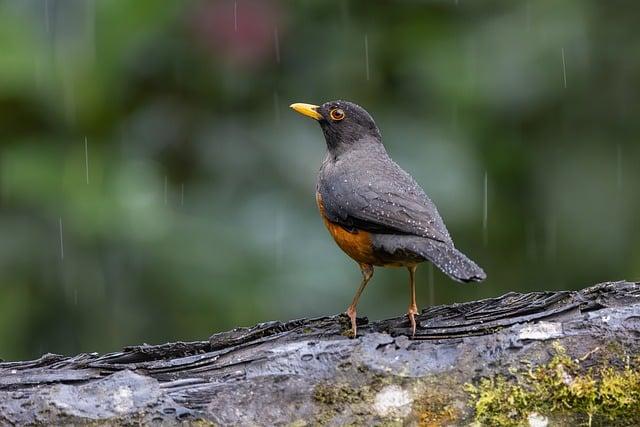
[290,100,486,337]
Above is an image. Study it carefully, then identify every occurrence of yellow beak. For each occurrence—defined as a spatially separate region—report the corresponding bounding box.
[289,103,322,121]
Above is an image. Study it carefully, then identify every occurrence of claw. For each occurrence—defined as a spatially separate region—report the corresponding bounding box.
[346,306,358,337]
[408,304,418,337]
[408,313,416,337]
[407,265,419,338]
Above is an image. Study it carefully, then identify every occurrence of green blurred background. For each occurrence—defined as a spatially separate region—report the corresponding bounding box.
[0,0,638,360]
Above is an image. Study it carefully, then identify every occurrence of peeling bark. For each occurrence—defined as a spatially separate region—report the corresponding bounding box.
[1,281,639,425]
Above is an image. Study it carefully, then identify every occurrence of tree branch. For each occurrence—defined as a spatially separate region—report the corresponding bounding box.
[1,281,639,425]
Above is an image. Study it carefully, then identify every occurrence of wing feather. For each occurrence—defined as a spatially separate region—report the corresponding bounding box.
[318,152,453,244]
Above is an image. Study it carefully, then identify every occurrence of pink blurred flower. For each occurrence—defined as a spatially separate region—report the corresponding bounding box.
[189,0,283,67]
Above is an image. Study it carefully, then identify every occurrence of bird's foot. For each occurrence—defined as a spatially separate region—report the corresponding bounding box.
[407,304,419,337]
[345,305,358,338]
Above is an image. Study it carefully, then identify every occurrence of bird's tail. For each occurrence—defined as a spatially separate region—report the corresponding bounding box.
[415,238,486,283]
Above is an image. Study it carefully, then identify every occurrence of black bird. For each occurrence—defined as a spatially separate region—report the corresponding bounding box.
[290,100,486,337]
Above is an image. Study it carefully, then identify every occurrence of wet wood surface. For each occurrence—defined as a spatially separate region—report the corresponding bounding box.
[1,281,638,425]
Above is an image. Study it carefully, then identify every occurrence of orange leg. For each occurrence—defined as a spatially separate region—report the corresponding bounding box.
[407,265,419,336]
[345,263,374,337]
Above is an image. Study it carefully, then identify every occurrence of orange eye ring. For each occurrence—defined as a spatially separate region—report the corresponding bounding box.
[329,108,345,121]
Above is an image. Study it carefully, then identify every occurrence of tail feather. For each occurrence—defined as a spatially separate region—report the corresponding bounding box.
[415,238,486,283]
[371,234,487,282]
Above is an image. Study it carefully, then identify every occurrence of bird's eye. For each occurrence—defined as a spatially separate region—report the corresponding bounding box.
[329,108,345,121]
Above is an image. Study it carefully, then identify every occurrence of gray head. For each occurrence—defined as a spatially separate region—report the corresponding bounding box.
[290,100,382,154]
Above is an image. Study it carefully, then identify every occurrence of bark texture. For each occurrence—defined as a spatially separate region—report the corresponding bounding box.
[1,281,639,425]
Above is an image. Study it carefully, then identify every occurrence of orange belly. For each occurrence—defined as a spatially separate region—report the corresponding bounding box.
[316,192,379,265]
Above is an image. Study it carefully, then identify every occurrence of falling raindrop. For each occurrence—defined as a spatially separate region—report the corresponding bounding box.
[164,176,168,205]
[482,171,488,246]
[84,137,89,184]
[561,48,567,89]
[428,263,435,307]
[364,34,370,81]
[274,26,280,64]
[59,217,64,261]
[45,0,51,35]
[234,0,238,32]
[273,91,280,125]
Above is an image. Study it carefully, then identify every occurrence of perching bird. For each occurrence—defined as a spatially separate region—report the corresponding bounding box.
[290,100,486,337]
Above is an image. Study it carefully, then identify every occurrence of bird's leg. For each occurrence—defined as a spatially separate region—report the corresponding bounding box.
[345,263,374,338]
[407,265,419,337]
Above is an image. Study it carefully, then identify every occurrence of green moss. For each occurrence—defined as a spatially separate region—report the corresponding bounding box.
[465,376,530,426]
[465,343,640,426]
[312,382,373,425]
[412,392,459,426]
[312,374,399,425]
[313,383,370,405]
[312,374,390,406]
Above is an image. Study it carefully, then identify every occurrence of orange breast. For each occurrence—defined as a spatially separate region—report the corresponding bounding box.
[316,192,379,265]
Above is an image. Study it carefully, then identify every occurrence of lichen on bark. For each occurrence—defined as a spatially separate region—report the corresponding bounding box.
[466,342,640,426]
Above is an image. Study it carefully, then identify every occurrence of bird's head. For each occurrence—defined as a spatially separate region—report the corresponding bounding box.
[290,100,382,154]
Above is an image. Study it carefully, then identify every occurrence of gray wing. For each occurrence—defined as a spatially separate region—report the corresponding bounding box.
[318,152,453,244]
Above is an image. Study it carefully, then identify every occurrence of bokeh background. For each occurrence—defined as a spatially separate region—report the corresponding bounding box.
[1,0,639,360]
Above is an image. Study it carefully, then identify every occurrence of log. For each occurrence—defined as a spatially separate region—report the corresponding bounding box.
[1,281,639,426]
